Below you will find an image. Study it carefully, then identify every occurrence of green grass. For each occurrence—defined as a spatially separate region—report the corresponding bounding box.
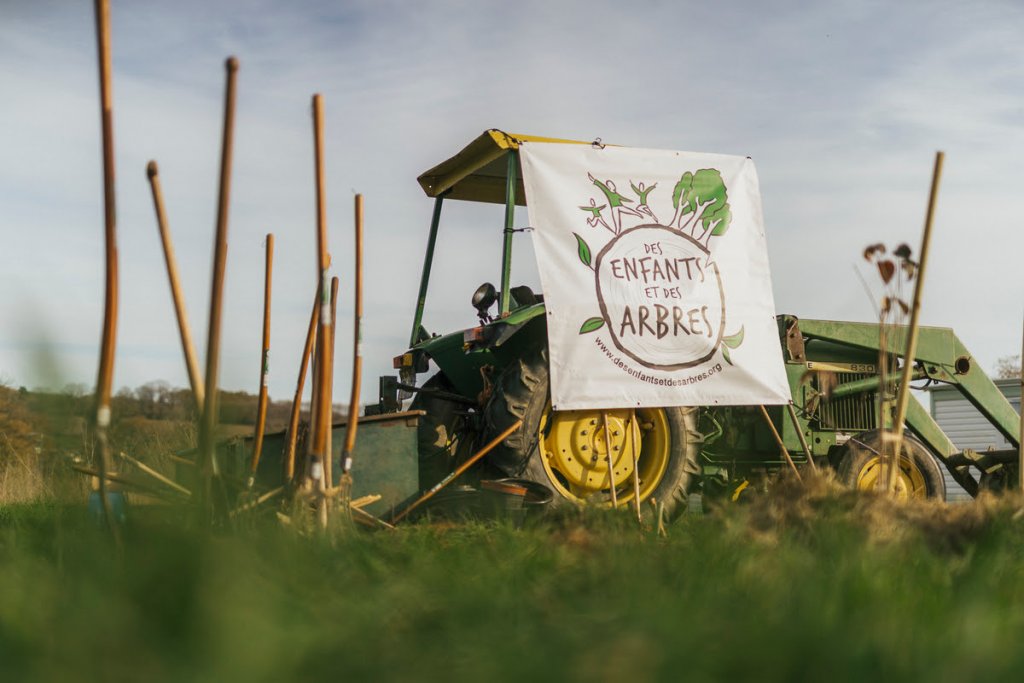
[3,488,1024,682]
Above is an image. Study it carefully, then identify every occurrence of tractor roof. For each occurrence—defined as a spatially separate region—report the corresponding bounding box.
[416,129,590,205]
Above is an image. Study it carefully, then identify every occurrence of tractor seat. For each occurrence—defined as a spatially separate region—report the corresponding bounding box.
[510,286,543,307]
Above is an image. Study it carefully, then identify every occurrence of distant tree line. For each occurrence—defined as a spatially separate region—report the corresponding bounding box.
[994,355,1021,380]
[1,380,345,463]
[18,380,312,429]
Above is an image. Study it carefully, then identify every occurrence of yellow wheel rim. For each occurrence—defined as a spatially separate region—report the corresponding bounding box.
[537,406,670,507]
[854,455,928,501]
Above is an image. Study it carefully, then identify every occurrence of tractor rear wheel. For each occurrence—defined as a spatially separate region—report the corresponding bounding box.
[484,348,701,519]
[412,374,472,490]
[836,430,946,500]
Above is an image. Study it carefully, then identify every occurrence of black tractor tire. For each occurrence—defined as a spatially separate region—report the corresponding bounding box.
[411,373,472,490]
[836,430,946,500]
[483,348,701,520]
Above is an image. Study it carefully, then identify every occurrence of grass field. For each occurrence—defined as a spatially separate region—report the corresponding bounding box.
[3,481,1024,682]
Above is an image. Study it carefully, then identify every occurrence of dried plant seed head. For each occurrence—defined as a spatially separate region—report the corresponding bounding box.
[863,243,886,261]
[894,243,912,260]
[146,160,158,178]
[878,260,896,284]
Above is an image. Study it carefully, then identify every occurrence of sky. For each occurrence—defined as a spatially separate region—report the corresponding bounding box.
[1,0,1022,404]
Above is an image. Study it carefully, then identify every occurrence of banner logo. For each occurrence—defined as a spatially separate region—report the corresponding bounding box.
[574,170,745,369]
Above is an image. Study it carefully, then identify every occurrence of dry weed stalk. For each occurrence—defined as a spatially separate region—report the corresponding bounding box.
[860,152,944,497]
[862,241,915,492]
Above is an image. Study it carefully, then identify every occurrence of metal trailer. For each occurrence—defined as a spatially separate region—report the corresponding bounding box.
[178,412,423,519]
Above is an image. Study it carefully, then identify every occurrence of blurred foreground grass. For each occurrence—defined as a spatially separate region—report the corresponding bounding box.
[4,484,1024,682]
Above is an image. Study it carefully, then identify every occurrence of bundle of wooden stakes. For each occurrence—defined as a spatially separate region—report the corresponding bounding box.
[83,0,379,533]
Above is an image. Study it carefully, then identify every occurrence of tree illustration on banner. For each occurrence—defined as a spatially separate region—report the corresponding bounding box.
[575,169,745,368]
[669,169,733,245]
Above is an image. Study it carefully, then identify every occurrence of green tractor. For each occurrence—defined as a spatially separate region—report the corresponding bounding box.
[378,130,1021,517]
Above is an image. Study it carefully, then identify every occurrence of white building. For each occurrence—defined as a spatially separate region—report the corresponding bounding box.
[928,378,1021,502]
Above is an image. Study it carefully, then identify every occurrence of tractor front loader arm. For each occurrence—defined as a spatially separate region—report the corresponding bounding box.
[791,317,1019,493]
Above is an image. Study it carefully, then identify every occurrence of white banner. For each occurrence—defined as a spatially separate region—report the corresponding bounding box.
[519,142,791,410]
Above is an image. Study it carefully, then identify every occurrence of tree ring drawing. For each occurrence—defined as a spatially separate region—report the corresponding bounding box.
[594,224,726,370]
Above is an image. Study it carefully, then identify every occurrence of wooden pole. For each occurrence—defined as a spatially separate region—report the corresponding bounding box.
[348,494,382,509]
[351,505,396,531]
[341,194,364,480]
[146,161,205,413]
[309,93,334,528]
[283,286,320,483]
[391,419,524,524]
[324,276,339,500]
[230,486,284,517]
[758,405,803,482]
[305,301,322,490]
[888,151,944,493]
[197,56,239,522]
[629,411,642,522]
[601,411,618,506]
[91,0,119,536]
[72,464,185,501]
[786,403,818,472]
[247,233,274,488]
[117,451,191,497]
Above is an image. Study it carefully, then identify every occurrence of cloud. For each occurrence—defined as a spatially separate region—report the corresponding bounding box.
[1,0,1022,397]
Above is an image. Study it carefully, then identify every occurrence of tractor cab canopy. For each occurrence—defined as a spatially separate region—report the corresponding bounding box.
[406,129,595,353]
[416,129,589,206]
